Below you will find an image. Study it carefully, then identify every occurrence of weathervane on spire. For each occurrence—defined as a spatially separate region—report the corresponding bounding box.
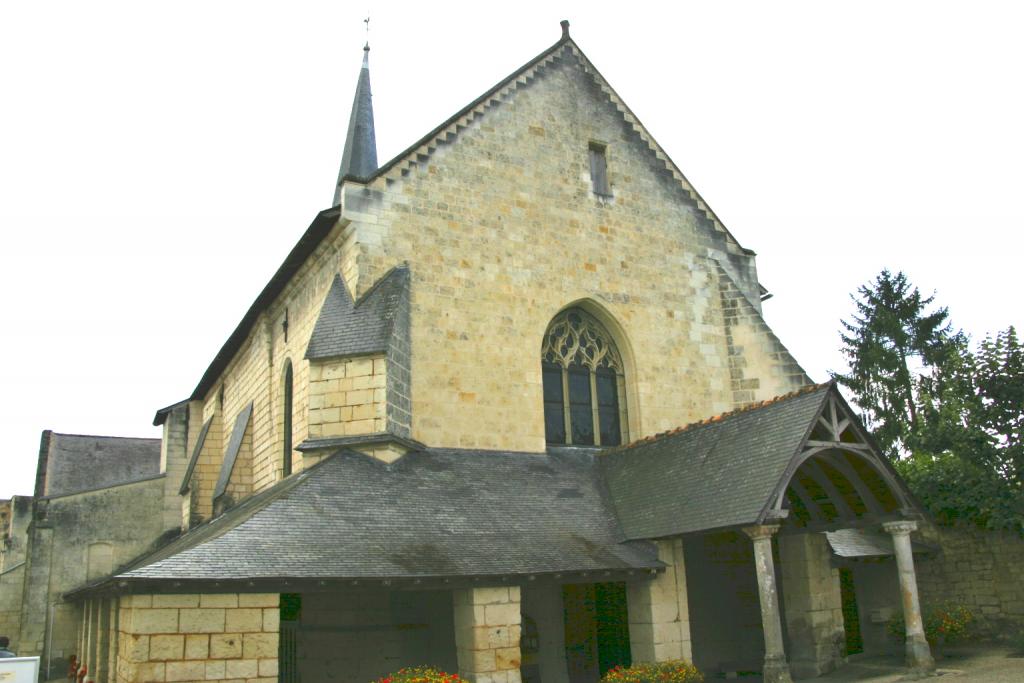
[363,14,370,50]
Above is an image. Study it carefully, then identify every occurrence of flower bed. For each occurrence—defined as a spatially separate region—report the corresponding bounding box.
[601,660,704,683]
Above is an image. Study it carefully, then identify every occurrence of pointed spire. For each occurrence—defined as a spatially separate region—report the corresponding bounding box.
[333,42,378,206]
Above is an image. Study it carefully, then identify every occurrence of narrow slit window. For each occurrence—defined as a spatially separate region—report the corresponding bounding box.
[282,361,293,477]
[589,143,610,196]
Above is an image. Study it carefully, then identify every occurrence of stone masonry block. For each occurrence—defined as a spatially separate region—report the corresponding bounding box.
[119,633,150,662]
[179,609,226,633]
[166,661,206,682]
[225,659,259,679]
[238,593,278,609]
[130,609,179,634]
[121,596,153,609]
[209,634,243,659]
[200,595,239,608]
[152,595,201,609]
[136,662,166,682]
[258,659,278,677]
[472,587,509,605]
[225,609,263,633]
[184,635,209,660]
[494,647,521,671]
[242,632,278,659]
[261,608,279,633]
[204,660,226,680]
[484,603,520,627]
[149,635,185,661]
[464,648,496,673]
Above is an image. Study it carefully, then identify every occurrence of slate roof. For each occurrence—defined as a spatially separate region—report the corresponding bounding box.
[601,383,832,539]
[214,403,253,500]
[825,528,931,558]
[305,265,410,360]
[334,45,377,205]
[40,432,162,499]
[115,447,660,583]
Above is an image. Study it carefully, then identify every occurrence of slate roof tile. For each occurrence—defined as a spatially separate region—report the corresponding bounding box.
[42,433,161,499]
[117,447,661,582]
[601,383,832,539]
[305,266,409,360]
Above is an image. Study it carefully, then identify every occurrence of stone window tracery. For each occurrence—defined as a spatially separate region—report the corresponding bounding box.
[541,307,628,446]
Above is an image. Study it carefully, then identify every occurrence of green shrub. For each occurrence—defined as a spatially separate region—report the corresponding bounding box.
[600,660,704,683]
[887,604,974,644]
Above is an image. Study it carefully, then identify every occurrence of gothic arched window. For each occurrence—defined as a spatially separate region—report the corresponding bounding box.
[282,360,294,477]
[541,308,628,446]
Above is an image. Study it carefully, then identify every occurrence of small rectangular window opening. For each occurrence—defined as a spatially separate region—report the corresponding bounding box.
[589,142,610,196]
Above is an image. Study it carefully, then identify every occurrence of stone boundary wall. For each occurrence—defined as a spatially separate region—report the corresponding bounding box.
[916,525,1024,634]
[116,593,279,683]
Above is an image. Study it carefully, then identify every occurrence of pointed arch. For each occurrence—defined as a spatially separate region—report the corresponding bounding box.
[540,303,632,446]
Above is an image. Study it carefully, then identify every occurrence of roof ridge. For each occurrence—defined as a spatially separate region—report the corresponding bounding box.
[49,432,162,443]
[614,381,834,452]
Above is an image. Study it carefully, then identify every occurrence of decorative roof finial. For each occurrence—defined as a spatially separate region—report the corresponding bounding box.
[560,20,570,40]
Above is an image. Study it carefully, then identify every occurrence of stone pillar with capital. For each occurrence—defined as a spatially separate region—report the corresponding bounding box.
[882,520,935,673]
[743,524,794,683]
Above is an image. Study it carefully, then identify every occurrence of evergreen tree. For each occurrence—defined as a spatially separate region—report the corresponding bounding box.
[833,270,956,458]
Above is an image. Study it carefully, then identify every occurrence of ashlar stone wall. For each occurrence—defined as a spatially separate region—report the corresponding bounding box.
[115,593,279,683]
[626,539,692,663]
[308,356,387,439]
[337,46,809,454]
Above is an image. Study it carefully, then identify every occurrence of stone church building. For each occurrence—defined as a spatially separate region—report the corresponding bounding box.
[3,21,940,683]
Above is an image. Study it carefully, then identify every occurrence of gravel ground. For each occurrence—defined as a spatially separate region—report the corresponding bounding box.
[809,644,1024,682]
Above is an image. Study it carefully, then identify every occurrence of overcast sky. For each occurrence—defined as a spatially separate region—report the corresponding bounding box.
[2,1,1022,498]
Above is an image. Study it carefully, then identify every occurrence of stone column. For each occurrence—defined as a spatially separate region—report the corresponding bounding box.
[626,538,692,663]
[882,521,935,673]
[777,534,845,677]
[452,587,522,683]
[743,525,793,683]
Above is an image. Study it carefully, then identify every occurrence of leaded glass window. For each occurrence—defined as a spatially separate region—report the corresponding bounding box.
[541,308,628,446]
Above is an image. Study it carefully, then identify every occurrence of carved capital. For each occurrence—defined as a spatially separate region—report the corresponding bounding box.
[743,524,781,541]
[882,520,918,536]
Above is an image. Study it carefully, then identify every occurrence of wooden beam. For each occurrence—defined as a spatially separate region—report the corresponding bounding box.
[823,452,886,516]
[803,459,857,521]
[788,477,830,523]
[805,440,871,452]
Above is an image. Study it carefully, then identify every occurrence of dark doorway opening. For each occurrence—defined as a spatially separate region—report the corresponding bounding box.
[562,582,631,683]
[839,568,864,655]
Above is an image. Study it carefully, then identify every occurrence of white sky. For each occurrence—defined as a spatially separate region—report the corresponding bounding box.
[2,1,1022,498]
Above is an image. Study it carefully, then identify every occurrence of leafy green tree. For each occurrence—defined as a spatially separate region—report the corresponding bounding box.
[974,326,1024,485]
[833,270,956,458]
[896,452,1023,532]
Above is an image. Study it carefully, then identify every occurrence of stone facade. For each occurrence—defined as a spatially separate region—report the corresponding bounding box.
[0,26,960,683]
[626,539,692,663]
[110,594,279,683]
[453,587,523,683]
[307,356,388,439]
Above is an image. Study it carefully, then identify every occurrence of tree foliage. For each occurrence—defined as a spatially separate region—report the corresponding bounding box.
[834,270,956,458]
[834,271,1023,531]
